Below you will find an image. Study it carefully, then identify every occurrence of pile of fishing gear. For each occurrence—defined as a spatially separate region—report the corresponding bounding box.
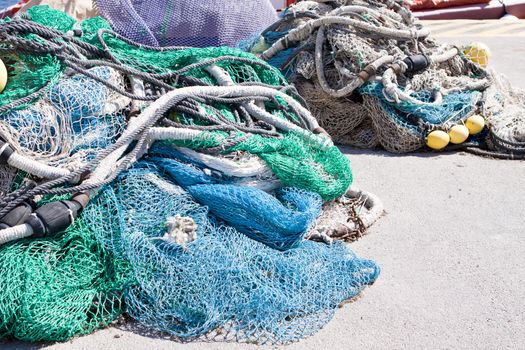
[256,0,525,158]
[0,6,383,344]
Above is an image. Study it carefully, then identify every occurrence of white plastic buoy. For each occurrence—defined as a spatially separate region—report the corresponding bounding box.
[426,130,450,150]
[0,58,7,93]
[448,125,470,144]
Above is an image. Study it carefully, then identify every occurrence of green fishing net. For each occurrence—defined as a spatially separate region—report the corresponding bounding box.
[1,6,353,200]
[0,215,129,342]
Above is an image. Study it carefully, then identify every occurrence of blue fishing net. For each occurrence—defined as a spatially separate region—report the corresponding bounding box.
[94,0,278,48]
[0,66,126,163]
[152,153,323,251]
[360,82,480,128]
[189,185,322,251]
[86,164,380,344]
[50,66,111,120]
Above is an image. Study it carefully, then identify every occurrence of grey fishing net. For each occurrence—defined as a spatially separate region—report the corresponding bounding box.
[257,0,525,157]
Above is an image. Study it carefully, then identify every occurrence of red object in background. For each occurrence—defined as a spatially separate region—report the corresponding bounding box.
[412,0,522,19]
[0,0,29,19]
[411,0,490,11]
[505,0,525,17]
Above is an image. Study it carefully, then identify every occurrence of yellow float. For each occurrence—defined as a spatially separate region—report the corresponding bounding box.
[448,125,470,144]
[426,130,450,150]
[0,58,7,93]
[465,115,485,135]
[462,42,491,68]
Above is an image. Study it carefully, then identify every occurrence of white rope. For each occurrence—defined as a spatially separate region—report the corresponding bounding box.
[206,65,322,132]
[262,16,430,60]
[8,152,70,179]
[429,47,459,64]
[147,127,204,141]
[314,25,395,98]
[0,223,33,245]
[175,147,273,178]
[243,103,333,149]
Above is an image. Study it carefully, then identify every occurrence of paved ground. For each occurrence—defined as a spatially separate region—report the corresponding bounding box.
[424,19,525,37]
[3,26,525,350]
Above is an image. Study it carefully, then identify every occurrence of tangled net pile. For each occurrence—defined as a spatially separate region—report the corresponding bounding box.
[0,6,383,344]
[257,0,525,157]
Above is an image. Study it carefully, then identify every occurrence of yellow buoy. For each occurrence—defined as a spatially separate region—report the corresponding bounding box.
[426,130,450,150]
[448,125,470,144]
[0,58,7,93]
[462,42,491,68]
[465,115,485,135]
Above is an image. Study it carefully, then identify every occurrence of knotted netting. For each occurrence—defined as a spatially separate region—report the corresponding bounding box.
[0,5,352,208]
[0,5,383,344]
[84,163,379,344]
[150,148,323,251]
[0,204,129,342]
[93,0,278,48]
[255,0,525,157]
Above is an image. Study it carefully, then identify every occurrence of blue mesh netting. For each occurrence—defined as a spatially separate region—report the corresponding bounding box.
[360,82,480,129]
[49,66,111,121]
[85,164,380,344]
[0,66,126,161]
[94,0,278,48]
[151,153,323,251]
[189,185,322,251]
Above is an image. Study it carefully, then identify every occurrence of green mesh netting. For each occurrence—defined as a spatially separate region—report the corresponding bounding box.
[0,6,353,200]
[169,131,351,201]
[0,216,129,342]
[232,132,352,200]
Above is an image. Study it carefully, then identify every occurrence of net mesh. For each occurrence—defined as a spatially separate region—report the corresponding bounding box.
[257,0,525,155]
[94,0,278,48]
[359,82,479,153]
[482,71,525,154]
[0,66,127,167]
[85,165,379,344]
[0,212,129,342]
[0,6,380,344]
